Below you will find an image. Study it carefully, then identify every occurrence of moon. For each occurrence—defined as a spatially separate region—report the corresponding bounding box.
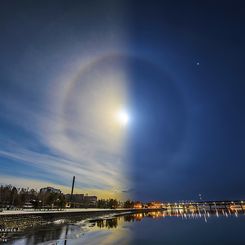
[117,110,129,126]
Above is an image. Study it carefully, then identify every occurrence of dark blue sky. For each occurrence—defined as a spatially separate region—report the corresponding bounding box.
[0,1,244,201]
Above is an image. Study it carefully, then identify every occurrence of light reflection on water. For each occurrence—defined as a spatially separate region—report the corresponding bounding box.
[6,209,245,245]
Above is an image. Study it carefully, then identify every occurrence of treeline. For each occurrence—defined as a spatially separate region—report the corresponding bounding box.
[0,185,139,210]
[97,199,138,209]
[0,185,65,209]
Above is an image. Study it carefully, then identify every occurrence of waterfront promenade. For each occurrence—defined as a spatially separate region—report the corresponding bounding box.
[0,208,126,216]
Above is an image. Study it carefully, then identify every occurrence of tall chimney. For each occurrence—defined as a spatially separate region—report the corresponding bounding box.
[70,176,75,204]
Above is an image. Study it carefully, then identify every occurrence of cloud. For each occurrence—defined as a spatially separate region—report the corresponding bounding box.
[0,55,132,198]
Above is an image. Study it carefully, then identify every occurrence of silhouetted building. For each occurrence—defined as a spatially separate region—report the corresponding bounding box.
[84,195,97,204]
[65,194,84,203]
[147,201,162,209]
[134,202,143,209]
[40,187,62,194]
[65,193,97,207]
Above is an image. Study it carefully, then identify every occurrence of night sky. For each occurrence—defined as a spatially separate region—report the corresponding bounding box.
[0,1,244,202]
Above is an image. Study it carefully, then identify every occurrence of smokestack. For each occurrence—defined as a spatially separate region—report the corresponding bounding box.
[70,176,75,204]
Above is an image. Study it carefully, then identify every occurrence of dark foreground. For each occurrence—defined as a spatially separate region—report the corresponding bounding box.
[1,208,245,244]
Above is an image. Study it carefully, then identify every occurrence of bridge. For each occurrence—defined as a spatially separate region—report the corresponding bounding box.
[162,200,245,212]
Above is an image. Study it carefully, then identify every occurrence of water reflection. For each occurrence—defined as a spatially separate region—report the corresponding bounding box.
[4,208,245,244]
[92,208,245,230]
[95,218,118,229]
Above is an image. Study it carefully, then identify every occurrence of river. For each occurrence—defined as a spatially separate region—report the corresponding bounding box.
[3,209,245,244]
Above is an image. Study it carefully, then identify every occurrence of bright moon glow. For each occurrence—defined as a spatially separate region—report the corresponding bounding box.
[117,110,129,126]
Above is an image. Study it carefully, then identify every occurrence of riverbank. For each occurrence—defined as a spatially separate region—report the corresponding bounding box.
[0,208,163,231]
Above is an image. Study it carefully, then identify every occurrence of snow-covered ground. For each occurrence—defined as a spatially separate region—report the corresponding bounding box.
[0,208,128,215]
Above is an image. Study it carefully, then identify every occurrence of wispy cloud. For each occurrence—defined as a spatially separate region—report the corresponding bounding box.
[0,55,131,198]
